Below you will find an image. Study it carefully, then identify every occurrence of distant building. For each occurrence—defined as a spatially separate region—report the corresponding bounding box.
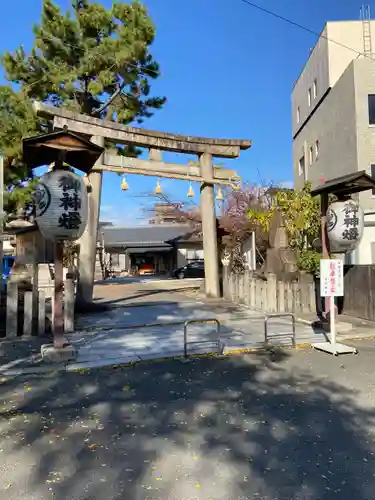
[99,224,203,276]
[292,15,375,264]
[148,202,184,225]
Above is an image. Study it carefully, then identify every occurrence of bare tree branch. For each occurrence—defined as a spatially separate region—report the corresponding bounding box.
[139,184,278,272]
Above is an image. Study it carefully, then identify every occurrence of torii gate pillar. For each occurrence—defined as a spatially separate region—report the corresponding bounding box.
[76,135,104,306]
[200,153,220,298]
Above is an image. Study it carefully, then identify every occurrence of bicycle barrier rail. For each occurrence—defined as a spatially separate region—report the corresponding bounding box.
[264,313,296,348]
[184,319,221,358]
[73,317,223,359]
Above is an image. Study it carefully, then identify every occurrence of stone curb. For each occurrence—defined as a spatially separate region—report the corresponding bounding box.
[0,343,305,378]
[294,317,316,326]
[294,316,375,340]
[3,334,372,378]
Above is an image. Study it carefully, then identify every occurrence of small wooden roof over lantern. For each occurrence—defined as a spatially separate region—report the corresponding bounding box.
[311,171,375,197]
[22,126,104,174]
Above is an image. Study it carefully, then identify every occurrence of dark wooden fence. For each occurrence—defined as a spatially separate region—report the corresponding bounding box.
[340,265,375,321]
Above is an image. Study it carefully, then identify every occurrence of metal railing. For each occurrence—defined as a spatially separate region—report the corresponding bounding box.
[184,318,221,358]
[74,317,222,359]
[264,313,296,348]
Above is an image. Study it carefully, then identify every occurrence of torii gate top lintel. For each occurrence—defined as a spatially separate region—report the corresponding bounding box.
[33,102,252,159]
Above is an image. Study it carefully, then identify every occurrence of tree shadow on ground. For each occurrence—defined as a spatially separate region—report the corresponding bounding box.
[91,287,199,308]
[0,350,374,499]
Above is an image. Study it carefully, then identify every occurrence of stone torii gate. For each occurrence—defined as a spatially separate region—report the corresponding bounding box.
[33,102,251,299]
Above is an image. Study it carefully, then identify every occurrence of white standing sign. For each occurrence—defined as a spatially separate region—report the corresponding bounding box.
[320,259,344,297]
[312,259,357,356]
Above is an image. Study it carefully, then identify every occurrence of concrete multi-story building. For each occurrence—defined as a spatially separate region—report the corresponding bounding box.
[292,13,375,264]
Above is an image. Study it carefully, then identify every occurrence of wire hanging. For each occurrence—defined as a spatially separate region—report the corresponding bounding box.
[121,176,129,191]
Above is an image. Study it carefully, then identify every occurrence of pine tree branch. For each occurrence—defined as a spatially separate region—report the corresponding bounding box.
[92,82,126,116]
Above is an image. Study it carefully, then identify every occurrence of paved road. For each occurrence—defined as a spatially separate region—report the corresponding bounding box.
[63,277,328,369]
[92,277,204,307]
[72,300,325,369]
[0,279,326,375]
[0,342,374,499]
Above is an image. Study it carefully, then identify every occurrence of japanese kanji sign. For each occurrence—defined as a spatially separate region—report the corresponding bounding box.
[320,259,344,297]
[58,174,82,231]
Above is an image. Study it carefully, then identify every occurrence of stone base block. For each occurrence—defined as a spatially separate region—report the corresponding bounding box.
[41,344,78,363]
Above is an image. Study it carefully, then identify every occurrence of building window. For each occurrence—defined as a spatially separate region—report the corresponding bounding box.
[298,156,305,177]
[313,79,317,99]
[309,146,314,165]
[315,140,319,158]
[308,87,312,107]
[371,165,375,194]
[369,95,375,124]
[296,106,300,124]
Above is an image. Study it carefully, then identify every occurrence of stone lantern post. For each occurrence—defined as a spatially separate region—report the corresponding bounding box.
[22,128,103,360]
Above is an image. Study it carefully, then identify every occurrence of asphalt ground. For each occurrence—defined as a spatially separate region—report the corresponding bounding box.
[0,340,374,499]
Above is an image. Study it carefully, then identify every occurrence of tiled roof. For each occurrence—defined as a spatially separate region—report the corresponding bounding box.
[101,224,191,246]
[127,247,174,254]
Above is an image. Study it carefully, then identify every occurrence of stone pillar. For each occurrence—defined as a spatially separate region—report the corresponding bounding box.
[266,273,277,313]
[244,270,250,306]
[200,153,220,298]
[38,290,46,336]
[6,283,18,337]
[300,273,314,314]
[64,278,75,333]
[222,263,230,300]
[249,274,256,309]
[277,280,285,313]
[77,136,104,305]
[286,282,294,312]
[23,291,33,336]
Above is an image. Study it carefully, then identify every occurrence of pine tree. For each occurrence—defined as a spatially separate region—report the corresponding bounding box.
[0,0,166,213]
[0,86,42,215]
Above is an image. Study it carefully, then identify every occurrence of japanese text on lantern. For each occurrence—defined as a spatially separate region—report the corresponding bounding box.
[342,202,359,241]
[58,175,82,230]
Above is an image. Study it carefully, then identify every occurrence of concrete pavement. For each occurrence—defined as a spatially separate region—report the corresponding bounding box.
[70,300,327,369]
[92,276,204,307]
[68,276,327,369]
[0,301,325,375]
[1,277,372,375]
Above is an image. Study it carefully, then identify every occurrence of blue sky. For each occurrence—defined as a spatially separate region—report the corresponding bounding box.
[0,0,365,225]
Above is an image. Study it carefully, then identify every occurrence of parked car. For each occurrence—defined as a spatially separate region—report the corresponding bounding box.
[172,260,205,279]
